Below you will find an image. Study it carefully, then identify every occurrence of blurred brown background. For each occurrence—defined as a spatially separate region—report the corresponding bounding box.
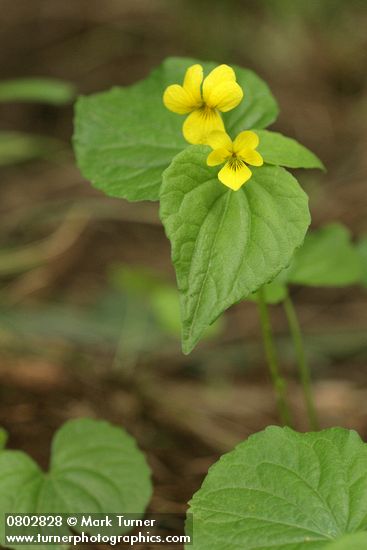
[1,0,367,542]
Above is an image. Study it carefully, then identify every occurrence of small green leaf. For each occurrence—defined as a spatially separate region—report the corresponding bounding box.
[0,78,76,105]
[187,426,367,550]
[0,132,64,166]
[249,266,290,305]
[250,278,288,305]
[160,146,310,353]
[256,130,325,170]
[110,265,222,340]
[73,56,278,202]
[356,236,367,288]
[326,532,367,550]
[150,286,185,337]
[0,428,7,449]
[0,418,152,549]
[288,223,362,286]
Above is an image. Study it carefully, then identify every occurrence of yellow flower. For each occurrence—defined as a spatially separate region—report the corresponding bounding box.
[207,130,264,191]
[163,64,243,145]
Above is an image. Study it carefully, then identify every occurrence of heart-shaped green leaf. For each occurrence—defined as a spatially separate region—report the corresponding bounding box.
[160,146,310,353]
[0,418,152,549]
[187,426,367,550]
[73,57,278,202]
[256,130,324,170]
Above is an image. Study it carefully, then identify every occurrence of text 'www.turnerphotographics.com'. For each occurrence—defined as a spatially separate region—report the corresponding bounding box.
[4,513,193,546]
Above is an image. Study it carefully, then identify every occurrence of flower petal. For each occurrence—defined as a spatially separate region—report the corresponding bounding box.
[183,64,203,107]
[218,161,252,191]
[203,65,236,101]
[183,108,225,144]
[239,148,264,167]
[207,148,231,167]
[206,130,232,151]
[163,84,195,114]
[233,130,259,152]
[204,81,243,112]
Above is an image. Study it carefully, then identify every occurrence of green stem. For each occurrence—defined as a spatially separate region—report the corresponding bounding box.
[283,294,319,431]
[257,287,292,426]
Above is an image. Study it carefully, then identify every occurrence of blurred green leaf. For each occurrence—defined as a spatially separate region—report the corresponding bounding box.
[0,418,152,550]
[0,131,64,166]
[255,278,288,304]
[110,265,222,340]
[256,130,325,170]
[248,224,362,305]
[110,265,163,296]
[289,223,362,286]
[160,146,310,353]
[74,56,279,202]
[0,78,76,105]
[356,235,367,288]
[248,266,290,305]
[0,293,162,354]
[0,429,7,450]
[150,286,183,337]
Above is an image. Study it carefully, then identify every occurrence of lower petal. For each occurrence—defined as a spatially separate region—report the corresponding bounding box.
[218,161,252,191]
[183,108,225,144]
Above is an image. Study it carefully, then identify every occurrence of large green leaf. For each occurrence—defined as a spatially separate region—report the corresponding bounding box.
[0,418,152,549]
[160,146,310,353]
[256,130,324,170]
[187,426,367,550]
[73,56,278,202]
[288,223,362,286]
[0,78,75,105]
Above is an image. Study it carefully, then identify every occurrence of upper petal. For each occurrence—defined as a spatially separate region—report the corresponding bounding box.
[183,108,225,145]
[203,65,236,100]
[163,84,195,114]
[233,130,259,152]
[218,160,252,191]
[206,81,243,111]
[183,64,203,107]
[207,148,231,167]
[239,148,264,167]
[206,130,233,151]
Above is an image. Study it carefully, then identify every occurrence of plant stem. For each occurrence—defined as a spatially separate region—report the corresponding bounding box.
[257,287,292,426]
[283,294,319,431]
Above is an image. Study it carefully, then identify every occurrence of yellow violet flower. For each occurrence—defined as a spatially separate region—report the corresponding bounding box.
[207,130,264,191]
[163,64,243,145]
